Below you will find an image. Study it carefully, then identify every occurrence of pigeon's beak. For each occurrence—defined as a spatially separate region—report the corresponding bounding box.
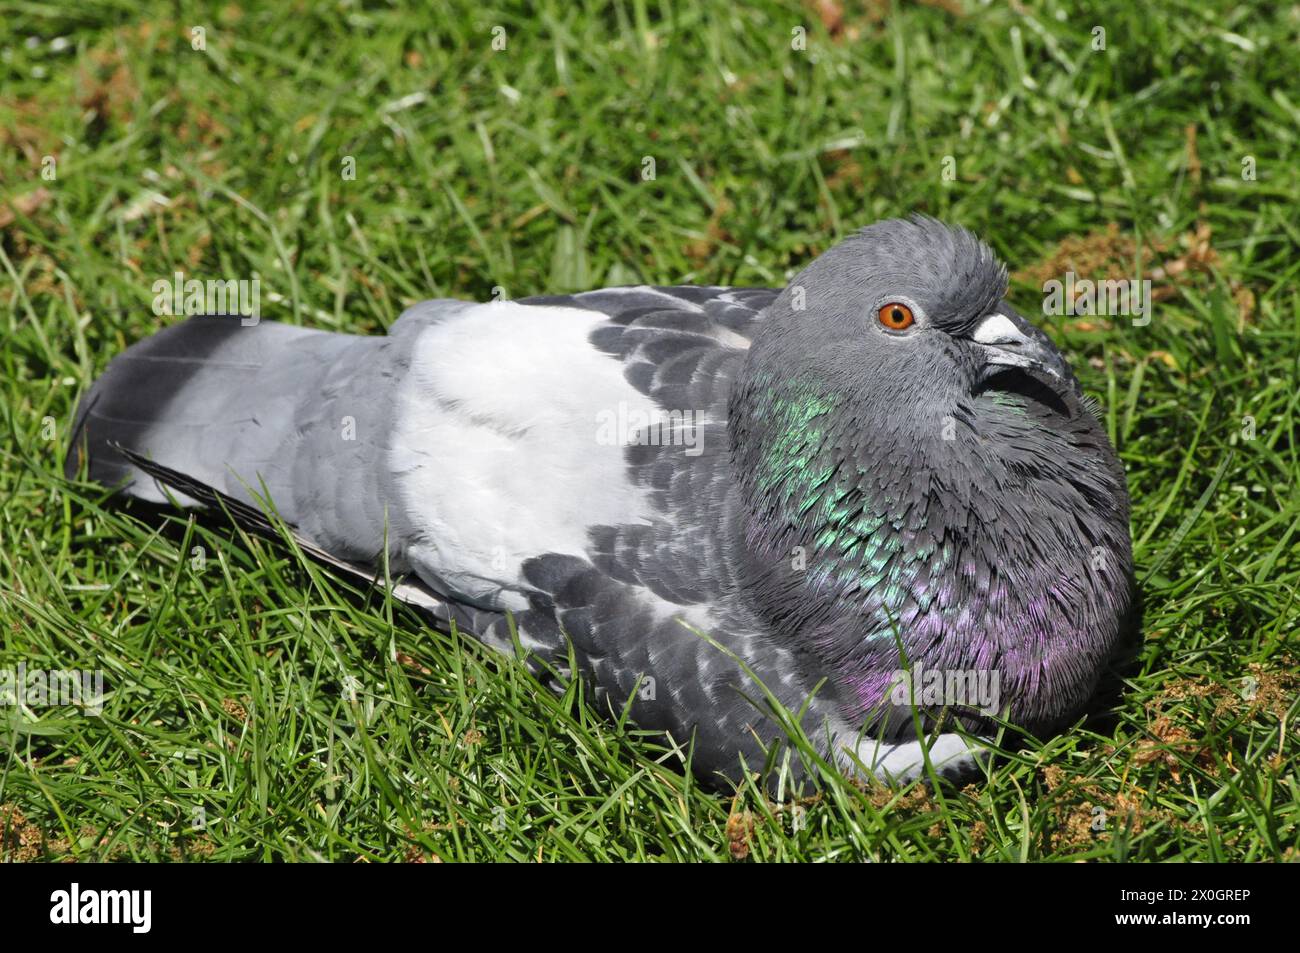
[969,309,1067,383]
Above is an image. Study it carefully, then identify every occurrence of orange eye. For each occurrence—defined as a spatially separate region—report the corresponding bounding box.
[878,302,915,331]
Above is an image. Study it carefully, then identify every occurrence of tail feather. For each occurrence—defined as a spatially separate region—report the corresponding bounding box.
[67,315,233,485]
[66,312,416,568]
[65,315,329,508]
[110,441,464,620]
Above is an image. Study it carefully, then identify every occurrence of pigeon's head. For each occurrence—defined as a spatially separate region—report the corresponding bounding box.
[748,215,1076,412]
[731,216,1133,739]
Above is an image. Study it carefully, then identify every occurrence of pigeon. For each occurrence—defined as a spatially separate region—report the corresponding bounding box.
[66,216,1136,788]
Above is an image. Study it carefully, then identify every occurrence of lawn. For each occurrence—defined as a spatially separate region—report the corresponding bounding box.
[1,0,1297,861]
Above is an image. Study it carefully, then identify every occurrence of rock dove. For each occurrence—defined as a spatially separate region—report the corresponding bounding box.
[66,216,1135,788]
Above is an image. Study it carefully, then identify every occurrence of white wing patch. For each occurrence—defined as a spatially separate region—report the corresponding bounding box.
[389,301,668,612]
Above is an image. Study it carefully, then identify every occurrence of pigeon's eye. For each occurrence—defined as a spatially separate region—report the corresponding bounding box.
[877,302,915,331]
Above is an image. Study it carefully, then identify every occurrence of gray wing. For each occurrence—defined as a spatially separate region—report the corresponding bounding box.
[492,286,852,783]
[69,289,851,787]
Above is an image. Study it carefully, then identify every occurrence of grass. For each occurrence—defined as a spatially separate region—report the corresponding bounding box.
[1,0,1297,862]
